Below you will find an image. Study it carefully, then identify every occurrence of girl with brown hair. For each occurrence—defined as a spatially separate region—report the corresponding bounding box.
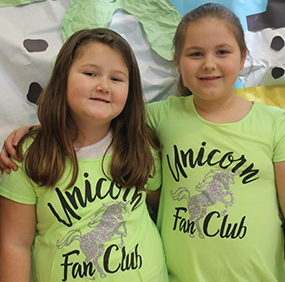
[0,28,167,282]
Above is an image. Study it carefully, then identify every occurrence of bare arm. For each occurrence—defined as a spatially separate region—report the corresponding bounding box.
[0,196,36,282]
[274,161,285,217]
[0,126,32,174]
[146,187,161,208]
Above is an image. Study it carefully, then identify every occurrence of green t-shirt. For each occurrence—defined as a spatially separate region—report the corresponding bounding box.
[0,151,168,281]
[146,95,285,282]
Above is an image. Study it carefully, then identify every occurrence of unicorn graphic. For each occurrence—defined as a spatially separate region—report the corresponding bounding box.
[171,169,238,238]
[56,201,128,279]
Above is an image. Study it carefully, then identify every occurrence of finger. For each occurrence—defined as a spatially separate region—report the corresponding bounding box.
[0,147,19,171]
[12,131,22,146]
[3,139,20,162]
[13,126,31,146]
[1,158,18,171]
[0,164,11,174]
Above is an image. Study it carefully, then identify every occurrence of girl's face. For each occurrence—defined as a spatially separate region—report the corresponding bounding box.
[67,42,129,134]
[175,18,245,103]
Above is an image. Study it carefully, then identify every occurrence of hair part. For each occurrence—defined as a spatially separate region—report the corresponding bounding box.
[18,28,160,191]
[173,2,248,96]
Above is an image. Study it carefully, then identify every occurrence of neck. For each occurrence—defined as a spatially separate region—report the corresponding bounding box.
[74,124,111,148]
[193,94,252,124]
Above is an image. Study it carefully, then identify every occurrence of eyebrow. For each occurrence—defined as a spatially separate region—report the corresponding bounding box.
[215,43,234,49]
[185,43,234,52]
[81,63,128,78]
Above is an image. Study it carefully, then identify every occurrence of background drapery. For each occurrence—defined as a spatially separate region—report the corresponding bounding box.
[0,0,284,151]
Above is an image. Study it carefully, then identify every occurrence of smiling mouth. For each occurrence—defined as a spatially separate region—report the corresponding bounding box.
[90,98,110,103]
[200,76,221,82]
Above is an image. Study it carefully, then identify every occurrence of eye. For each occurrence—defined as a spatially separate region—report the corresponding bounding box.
[217,50,228,55]
[84,72,96,77]
[190,52,203,57]
[111,77,123,82]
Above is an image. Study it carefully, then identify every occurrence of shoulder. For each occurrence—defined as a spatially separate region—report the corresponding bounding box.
[252,101,285,121]
[146,95,177,130]
[146,95,191,117]
[17,135,37,159]
[21,135,35,149]
[146,95,193,131]
[252,103,285,150]
[253,101,285,112]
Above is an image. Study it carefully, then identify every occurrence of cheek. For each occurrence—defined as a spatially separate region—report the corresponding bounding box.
[219,65,236,79]
[67,89,79,108]
[181,60,196,75]
[69,80,84,94]
[66,84,86,111]
[119,94,128,112]
[67,80,89,103]
[66,92,77,112]
[180,64,196,86]
[116,94,129,116]
[226,57,243,73]
[116,85,129,105]
[67,72,89,93]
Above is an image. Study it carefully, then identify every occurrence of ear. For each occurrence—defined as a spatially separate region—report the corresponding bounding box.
[240,50,247,70]
[174,53,181,74]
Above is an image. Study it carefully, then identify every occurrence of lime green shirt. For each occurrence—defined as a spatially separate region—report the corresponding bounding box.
[0,151,168,281]
[146,95,285,282]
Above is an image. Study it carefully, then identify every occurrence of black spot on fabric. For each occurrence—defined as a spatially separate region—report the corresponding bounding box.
[246,0,285,31]
[271,67,284,79]
[27,82,42,104]
[270,36,284,51]
[23,39,48,52]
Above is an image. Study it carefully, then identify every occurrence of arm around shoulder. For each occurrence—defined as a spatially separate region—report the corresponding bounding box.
[0,125,33,174]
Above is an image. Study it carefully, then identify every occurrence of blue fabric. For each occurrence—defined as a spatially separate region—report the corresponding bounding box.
[169,0,268,31]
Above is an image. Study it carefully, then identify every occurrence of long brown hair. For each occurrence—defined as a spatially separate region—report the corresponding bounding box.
[17,28,160,190]
[173,3,248,96]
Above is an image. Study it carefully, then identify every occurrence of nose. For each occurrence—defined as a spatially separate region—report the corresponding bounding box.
[202,56,217,71]
[96,77,110,93]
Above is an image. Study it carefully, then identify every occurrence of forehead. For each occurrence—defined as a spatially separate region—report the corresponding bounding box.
[70,41,129,79]
[182,18,239,49]
[187,18,234,39]
[74,41,127,65]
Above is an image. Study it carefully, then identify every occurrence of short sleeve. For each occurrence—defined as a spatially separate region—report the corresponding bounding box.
[273,109,285,163]
[145,99,168,134]
[0,159,37,204]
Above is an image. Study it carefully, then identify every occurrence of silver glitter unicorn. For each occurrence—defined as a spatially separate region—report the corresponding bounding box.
[56,201,128,279]
[171,169,238,238]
